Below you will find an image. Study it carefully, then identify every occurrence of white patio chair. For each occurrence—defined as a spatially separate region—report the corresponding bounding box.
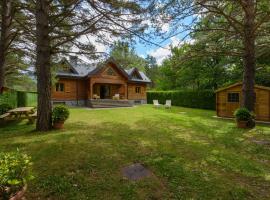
[165,100,172,109]
[113,94,120,100]
[153,100,161,108]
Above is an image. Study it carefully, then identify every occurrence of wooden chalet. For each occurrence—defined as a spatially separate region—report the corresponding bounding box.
[215,82,270,121]
[51,57,151,108]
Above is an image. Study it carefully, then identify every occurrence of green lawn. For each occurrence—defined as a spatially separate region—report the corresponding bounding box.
[1,105,270,199]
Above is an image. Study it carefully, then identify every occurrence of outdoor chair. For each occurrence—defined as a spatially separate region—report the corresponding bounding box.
[165,100,172,109]
[153,100,161,108]
[113,94,120,100]
[93,94,100,99]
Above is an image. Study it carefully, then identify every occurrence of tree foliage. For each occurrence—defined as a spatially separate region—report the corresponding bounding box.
[109,41,146,71]
[152,0,270,111]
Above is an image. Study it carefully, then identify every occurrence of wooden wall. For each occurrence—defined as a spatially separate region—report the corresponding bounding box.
[128,83,147,100]
[52,78,87,100]
[216,84,270,121]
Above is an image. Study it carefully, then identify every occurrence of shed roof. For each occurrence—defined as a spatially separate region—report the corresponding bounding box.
[215,82,270,93]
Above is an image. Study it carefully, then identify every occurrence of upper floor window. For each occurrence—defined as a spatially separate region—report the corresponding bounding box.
[135,87,141,93]
[56,83,65,92]
[132,72,142,80]
[107,67,116,76]
[227,92,239,102]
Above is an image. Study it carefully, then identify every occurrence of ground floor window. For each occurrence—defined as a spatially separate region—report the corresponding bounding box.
[56,83,65,92]
[135,87,141,93]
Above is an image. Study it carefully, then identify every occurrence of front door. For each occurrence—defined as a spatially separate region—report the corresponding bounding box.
[100,85,110,99]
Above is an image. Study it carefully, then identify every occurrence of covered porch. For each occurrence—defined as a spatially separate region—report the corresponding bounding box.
[90,83,127,100]
[87,82,132,108]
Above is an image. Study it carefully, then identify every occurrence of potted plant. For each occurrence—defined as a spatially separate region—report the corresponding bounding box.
[234,107,254,128]
[0,150,34,200]
[52,105,70,129]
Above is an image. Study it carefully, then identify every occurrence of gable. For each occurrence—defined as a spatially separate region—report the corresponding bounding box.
[95,62,128,80]
[57,60,77,74]
[131,69,142,80]
[104,66,117,76]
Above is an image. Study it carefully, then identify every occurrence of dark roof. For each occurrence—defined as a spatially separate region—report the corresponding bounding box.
[56,58,151,83]
[124,68,151,83]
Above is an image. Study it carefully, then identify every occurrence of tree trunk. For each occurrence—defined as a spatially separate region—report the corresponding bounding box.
[242,0,256,112]
[35,0,52,131]
[0,0,12,92]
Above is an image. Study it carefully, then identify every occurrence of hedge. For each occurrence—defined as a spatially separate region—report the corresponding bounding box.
[147,90,216,110]
[0,90,17,108]
[0,89,37,108]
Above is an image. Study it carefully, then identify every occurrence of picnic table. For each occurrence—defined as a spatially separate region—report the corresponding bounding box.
[0,107,37,124]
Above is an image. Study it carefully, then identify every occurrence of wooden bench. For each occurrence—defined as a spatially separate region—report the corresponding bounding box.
[28,111,37,124]
[0,113,12,126]
[0,112,11,120]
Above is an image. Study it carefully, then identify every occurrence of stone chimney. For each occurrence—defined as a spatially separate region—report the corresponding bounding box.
[70,56,78,66]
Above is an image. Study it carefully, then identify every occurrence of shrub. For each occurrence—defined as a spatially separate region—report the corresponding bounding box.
[0,103,12,115]
[234,108,253,121]
[52,105,70,123]
[0,90,17,108]
[0,150,34,199]
[147,90,215,110]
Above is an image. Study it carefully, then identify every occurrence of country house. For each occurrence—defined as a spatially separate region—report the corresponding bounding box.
[51,57,151,107]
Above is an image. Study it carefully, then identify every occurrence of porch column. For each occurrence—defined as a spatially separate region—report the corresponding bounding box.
[90,82,94,99]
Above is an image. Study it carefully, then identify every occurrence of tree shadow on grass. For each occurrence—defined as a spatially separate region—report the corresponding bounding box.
[1,113,270,199]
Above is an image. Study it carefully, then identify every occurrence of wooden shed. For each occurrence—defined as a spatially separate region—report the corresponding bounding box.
[215,82,270,121]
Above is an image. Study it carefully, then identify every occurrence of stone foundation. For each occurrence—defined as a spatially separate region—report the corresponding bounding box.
[51,100,86,107]
[129,99,147,105]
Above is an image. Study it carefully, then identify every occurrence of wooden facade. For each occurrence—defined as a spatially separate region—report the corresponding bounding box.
[51,60,150,106]
[215,83,270,121]
[52,79,87,102]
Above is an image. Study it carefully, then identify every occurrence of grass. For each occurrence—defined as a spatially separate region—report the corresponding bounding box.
[1,105,270,199]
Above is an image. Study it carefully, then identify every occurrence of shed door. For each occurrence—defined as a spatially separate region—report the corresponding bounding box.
[255,90,270,121]
[226,92,240,117]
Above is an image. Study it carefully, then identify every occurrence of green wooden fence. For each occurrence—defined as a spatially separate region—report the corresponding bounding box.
[0,89,37,108]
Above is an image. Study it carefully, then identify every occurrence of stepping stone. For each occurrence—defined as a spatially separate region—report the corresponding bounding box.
[122,163,152,181]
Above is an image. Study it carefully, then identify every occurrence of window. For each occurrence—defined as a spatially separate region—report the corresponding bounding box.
[135,87,141,93]
[106,67,116,76]
[56,83,65,92]
[132,72,142,80]
[228,92,239,102]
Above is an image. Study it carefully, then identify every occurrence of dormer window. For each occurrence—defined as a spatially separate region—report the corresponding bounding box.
[131,70,142,80]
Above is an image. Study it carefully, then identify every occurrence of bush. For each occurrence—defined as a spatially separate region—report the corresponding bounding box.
[0,103,12,115]
[147,90,215,110]
[0,89,37,108]
[0,90,17,108]
[52,105,70,123]
[0,150,34,199]
[234,108,253,121]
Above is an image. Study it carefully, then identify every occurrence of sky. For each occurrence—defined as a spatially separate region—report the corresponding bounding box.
[90,28,188,65]
[82,14,193,66]
[134,36,183,65]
